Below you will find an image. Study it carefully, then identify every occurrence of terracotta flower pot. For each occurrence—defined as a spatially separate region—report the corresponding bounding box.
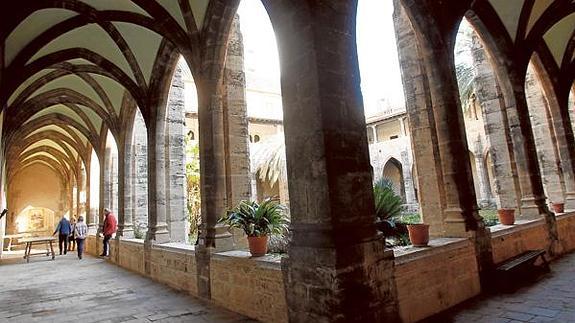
[407,224,430,247]
[552,203,564,214]
[497,208,515,225]
[247,235,269,257]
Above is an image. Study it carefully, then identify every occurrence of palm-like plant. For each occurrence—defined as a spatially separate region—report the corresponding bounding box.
[373,178,409,246]
[250,133,286,187]
[219,198,289,237]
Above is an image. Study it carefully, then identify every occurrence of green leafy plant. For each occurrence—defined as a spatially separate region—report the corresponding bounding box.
[373,178,409,246]
[219,198,289,237]
[185,135,202,243]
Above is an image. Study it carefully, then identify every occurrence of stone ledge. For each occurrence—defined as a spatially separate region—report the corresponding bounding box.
[153,242,196,255]
[393,237,470,264]
[556,211,575,220]
[489,218,545,238]
[213,250,283,269]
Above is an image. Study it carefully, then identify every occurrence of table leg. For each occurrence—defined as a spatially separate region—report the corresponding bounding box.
[45,241,50,256]
[7,237,13,252]
[49,241,55,260]
[25,243,31,263]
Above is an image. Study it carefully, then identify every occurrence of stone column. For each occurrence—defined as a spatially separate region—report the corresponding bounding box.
[394,2,445,236]
[165,64,187,243]
[146,118,170,243]
[399,117,407,136]
[133,110,149,236]
[471,33,519,211]
[222,15,252,248]
[372,125,378,142]
[116,136,134,238]
[531,59,575,210]
[273,1,399,320]
[400,150,417,207]
[474,148,493,207]
[398,0,493,288]
[525,65,564,206]
[85,157,93,231]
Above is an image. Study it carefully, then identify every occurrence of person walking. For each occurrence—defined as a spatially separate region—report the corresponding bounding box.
[74,216,88,259]
[52,215,72,255]
[101,208,117,257]
[68,216,77,251]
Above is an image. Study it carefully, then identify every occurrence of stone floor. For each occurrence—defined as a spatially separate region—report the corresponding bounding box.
[0,252,253,322]
[426,252,575,322]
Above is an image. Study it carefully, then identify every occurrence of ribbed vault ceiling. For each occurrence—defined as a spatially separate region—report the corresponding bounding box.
[0,0,573,185]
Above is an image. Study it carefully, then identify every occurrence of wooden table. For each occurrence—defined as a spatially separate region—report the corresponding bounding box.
[19,237,56,262]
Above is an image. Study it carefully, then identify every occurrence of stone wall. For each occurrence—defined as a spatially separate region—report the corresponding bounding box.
[395,239,481,322]
[81,212,575,323]
[132,110,148,237]
[557,213,575,253]
[490,220,550,264]
[211,251,287,323]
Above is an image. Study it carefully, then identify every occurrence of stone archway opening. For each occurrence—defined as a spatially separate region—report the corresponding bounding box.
[383,158,406,202]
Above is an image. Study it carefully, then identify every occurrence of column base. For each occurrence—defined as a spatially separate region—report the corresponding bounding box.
[213,225,236,252]
[117,224,134,239]
[282,237,399,321]
[87,224,98,235]
[564,192,575,211]
[145,223,170,243]
[443,207,470,237]
[519,198,543,220]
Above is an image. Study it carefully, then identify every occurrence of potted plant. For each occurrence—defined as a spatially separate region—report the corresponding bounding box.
[406,222,430,247]
[373,178,409,246]
[219,198,289,257]
[497,208,515,225]
[551,202,564,214]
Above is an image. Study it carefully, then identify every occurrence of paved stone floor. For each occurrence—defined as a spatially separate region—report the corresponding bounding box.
[0,252,253,322]
[427,252,575,322]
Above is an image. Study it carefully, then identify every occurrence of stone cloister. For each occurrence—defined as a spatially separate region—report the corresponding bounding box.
[1,1,575,322]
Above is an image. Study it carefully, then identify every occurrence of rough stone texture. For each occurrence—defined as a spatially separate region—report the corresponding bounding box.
[221,16,251,250]
[0,253,250,323]
[211,251,287,323]
[132,109,149,237]
[394,1,446,236]
[490,219,551,264]
[525,64,565,206]
[165,65,188,243]
[556,213,575,253]
[470,33,519,211]
[395,239,481,322]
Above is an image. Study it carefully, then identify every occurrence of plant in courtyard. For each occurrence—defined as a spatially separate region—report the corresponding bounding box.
[185,135,202,243]
[219,198,289,256]
[373,178,409,246]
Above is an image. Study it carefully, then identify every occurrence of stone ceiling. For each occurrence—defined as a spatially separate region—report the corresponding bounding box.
[0,0,573,185]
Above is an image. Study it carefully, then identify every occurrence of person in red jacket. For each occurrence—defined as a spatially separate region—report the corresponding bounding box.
[101,208,117,257]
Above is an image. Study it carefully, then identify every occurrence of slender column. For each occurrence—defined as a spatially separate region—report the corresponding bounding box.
[222,16,252,249]
[471,33,519,211]
[146,119,170,243]
[116,138,134,238]
[165,64,187,242]
[372,125,378,142]
[525,65,564,206]
[501,79,548,219]
[531,59,575,210]
[399,0,493,289]
[272,1,399,320]
[474,150,493,206]
[394,2,446,236]
[400,149,417,207]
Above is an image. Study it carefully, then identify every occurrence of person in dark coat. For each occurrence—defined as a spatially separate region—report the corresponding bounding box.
[52,215,72,255]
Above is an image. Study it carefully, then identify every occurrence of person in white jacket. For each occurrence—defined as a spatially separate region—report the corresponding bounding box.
[74,216,88,259]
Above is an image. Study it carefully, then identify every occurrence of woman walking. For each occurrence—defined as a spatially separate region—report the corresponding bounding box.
[74,216,88,259]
